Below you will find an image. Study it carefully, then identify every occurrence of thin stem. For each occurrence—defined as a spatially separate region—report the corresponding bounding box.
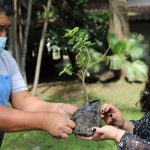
[81,71,89,104]
[85,46,91,71]
[88,46,110,69]
[82,46,91,103]
[75,71,88,103]
[80,46,110,104]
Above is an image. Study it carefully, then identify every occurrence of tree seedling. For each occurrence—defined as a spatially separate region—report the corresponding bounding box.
[59,27,110,136]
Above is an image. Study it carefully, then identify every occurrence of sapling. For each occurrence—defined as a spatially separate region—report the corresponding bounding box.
[60,27,110,136]
[60,27,109,103]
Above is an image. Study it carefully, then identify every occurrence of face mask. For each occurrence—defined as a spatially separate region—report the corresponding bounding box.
[0,37,7,54]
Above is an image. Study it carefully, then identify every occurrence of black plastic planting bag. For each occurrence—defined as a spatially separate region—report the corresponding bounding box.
[71,100,101,136]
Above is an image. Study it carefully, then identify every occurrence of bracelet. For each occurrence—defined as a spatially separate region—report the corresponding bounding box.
[114,128,119,142]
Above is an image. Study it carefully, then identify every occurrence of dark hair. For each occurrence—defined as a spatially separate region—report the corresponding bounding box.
[140,66,150,113]
[0,0,15,16]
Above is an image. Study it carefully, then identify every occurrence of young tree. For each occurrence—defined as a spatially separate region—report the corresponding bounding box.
[32,0,52,95]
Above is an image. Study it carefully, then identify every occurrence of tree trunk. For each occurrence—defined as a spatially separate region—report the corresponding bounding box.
[109,0,129,80]
[32,0,52,96]
[8,0,21,66]
[109,0,129,40]
[20,0,33,83]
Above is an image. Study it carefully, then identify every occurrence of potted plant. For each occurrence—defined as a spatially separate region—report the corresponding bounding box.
[60,27,109,136]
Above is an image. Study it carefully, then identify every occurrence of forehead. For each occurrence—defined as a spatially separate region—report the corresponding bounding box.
[0,12,11,26]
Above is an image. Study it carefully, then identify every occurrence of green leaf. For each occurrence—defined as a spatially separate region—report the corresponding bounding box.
[125,38,137,51]
[59,70,65,76]
[64,68,73,75]
[90,50,102,62]
[124,61,147,82]
[112,41,126,55]
[125,36,146,60]
[132,60,148,82]
[108,55,123,70]
[107,33,118,49]
[73,27,79,33]
[84,41,92,46]
[129,47,144,60]
[59,64,73,76]
[64,27,79,38]
[124,63,135,82]
[68,39,74,45]
[90,63,101,73]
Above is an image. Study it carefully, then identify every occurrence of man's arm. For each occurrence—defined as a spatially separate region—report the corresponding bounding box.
[11,91,77,117]
[0,105,75,138]
[0,105,44,132]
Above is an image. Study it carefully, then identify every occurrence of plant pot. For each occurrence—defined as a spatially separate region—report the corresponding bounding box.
[71,99,101,136]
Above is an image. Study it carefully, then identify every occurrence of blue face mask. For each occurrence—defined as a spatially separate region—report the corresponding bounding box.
[0,37,7,54]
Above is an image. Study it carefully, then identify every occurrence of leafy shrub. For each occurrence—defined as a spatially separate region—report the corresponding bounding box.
[107,33,148,82]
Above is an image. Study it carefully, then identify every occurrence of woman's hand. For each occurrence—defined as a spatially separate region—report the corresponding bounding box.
[101,104,125,128]
[80,125,126,143]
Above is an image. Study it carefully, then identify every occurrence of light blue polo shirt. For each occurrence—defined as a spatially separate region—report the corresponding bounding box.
[0,50,28,146]
[0,50,27,105]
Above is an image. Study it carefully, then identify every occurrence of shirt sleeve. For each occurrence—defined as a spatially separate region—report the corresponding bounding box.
[131,119,142,135]
[130,113,150,140]
[6,51,28,93]
[11,71,28,93]
[118,132,150,150]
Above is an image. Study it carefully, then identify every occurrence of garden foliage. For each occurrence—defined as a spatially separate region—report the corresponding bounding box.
[107,33,148,82]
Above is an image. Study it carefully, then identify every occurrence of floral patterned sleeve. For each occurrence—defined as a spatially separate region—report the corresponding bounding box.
[118,112,150,150]
[118,132,150,150]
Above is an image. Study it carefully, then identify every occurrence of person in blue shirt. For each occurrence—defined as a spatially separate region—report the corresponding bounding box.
[0,0,77,147]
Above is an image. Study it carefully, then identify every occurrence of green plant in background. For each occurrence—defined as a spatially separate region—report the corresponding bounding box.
[84,10,109,47]
[107,33,148,82]
[27,0,109,74]
[60,27,109,103]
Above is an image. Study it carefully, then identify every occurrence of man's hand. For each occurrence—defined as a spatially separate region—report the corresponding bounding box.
[42,112,75,139]
[49,103,78,118]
